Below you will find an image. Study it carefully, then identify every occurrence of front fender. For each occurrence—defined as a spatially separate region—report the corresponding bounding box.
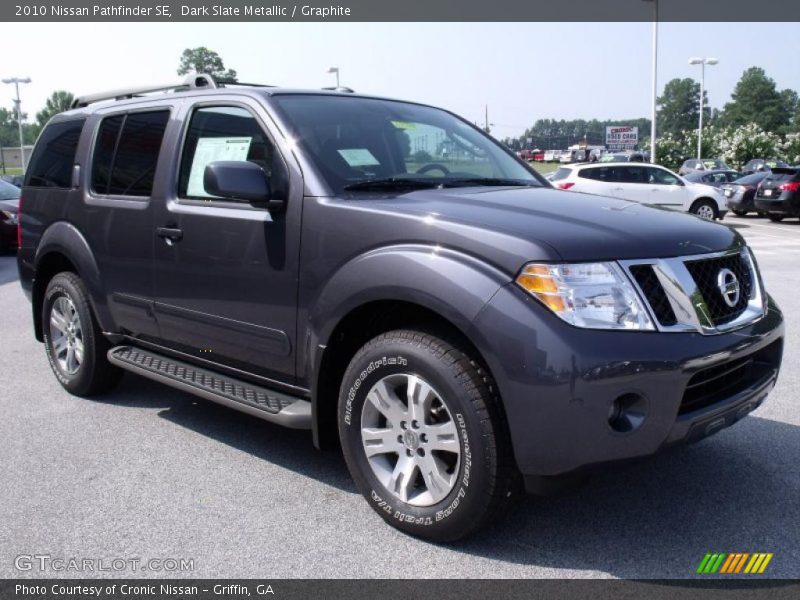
[309,244,511,354]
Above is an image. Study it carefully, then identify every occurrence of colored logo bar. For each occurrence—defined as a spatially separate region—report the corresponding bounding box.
[697,553,773,574]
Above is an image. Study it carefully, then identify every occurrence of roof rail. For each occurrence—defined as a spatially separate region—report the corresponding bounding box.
[321,86,356,93]
[70,73,218,109]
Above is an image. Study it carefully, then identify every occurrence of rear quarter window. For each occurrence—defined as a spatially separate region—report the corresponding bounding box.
[550,168,572,182]
[25,118,86,188]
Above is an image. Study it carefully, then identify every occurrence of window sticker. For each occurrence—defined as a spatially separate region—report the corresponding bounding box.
[187,136,252,197]
[337,148,381,167]
[390,120,416,130]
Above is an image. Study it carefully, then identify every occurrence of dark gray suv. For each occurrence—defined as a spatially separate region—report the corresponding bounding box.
[17,75,784,541]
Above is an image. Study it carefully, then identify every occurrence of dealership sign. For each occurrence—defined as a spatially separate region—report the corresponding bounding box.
[606,126,638,150]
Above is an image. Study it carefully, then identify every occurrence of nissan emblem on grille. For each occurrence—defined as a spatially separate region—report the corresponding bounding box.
[717,268,741,308]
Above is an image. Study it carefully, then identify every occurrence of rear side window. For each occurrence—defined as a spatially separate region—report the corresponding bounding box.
[92,110,169,197]
[550,168,572,182]
[25,118,86,188]
[578,166,619,182]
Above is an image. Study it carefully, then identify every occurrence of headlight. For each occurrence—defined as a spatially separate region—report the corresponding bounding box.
[516,262,655,330]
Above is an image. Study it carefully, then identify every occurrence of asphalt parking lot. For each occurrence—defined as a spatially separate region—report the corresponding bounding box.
[1,215,798,580]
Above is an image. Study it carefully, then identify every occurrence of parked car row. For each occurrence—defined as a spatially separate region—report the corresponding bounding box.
[0,178,21,251]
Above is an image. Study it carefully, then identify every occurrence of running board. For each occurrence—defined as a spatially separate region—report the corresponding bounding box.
[108,345,311,429]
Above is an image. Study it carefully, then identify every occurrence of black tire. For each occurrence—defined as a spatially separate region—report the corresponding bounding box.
[767,214,785,222]
[690,199,718,220]
[732,209,748,217]
[42,272,123,396]
[338,329,518,542]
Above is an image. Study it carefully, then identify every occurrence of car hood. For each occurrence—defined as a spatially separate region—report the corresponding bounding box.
[351,186,743,263]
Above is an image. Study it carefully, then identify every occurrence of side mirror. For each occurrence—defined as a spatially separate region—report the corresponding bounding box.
[203,161,283,209]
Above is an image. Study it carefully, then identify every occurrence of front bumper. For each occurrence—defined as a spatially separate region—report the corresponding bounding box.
[468,284,784,479]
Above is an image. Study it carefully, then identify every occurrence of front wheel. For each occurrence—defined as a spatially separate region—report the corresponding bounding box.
[732,209,748,217]
[690,199,718,220]
[338,330,518,542]
[767,214,785,222]
[43,272,123,396]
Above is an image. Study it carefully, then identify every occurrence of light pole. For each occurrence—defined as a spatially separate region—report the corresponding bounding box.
[2,76,31,171]
[688,57,718,159]
[326,67,340,88]
[642,0,658,163]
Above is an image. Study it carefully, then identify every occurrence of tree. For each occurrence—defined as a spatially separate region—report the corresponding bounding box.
[721,67,793,133]
[177,47,237,81]
[36,91,75,128]
[657,78,708,136]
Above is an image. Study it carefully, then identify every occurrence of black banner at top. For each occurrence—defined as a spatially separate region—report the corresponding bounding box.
[2,0,800,22]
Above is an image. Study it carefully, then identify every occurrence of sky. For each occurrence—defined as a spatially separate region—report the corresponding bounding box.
[1,22,799,139]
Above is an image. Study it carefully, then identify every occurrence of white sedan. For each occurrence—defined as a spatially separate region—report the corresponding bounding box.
[549,162,727,220]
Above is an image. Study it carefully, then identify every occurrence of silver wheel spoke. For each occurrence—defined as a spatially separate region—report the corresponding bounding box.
[362,427,400,457]
[52,336,68,357]
[420,455,453,503]
[406,374,435,422]
[366,379,407,424]
[65,346,77,373]
[73,338,84,365]
[426,420,459,453]
[50,310,68,334]
[388,455,418,503]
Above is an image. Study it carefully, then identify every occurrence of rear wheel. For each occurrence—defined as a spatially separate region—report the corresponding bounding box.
[43,272,123,396]
[338,330,518,542]
[690,199,718,220]
[767,214,785,222]
[732,209,748,217]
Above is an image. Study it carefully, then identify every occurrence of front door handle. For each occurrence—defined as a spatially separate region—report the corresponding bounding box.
[156,227,183,246]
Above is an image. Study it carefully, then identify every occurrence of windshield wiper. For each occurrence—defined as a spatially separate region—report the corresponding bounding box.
[343,178,444,191]
[440,178,540,188]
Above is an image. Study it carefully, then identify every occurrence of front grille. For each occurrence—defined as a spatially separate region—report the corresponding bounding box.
[679,339,782,415]
[684,253,752,326]
[629,264,677,326]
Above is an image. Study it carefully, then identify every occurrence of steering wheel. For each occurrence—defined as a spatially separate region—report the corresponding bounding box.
[416,163,451,176]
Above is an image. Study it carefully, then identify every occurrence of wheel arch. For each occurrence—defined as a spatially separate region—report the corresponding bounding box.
[306,245,512,450]
[32,222,110,341]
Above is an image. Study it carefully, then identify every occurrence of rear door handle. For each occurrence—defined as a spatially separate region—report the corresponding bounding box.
[156,227,183,245]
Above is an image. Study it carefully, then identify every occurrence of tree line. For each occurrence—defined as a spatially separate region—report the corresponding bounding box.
[503,66,799,151]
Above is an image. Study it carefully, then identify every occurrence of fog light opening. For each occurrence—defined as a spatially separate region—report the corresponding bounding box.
[608,393,647,433]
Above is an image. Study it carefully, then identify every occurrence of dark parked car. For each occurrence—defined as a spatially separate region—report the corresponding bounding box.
[599,151,646,163]
[741,159,789,176]
[17,75,784,541]
[679,158,731,175]
[683,169,740,187]
[0,179,20,251]
[754,167,800,221]
[722,172,770,216]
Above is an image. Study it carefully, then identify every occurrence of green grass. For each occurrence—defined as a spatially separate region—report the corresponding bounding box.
[1,167,24,175]
[529,162,560,174]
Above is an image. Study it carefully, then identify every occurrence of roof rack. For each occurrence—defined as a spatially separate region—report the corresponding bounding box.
[70,73,275,109]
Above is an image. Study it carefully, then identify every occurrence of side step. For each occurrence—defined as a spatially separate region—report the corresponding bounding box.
[108,345,311,429]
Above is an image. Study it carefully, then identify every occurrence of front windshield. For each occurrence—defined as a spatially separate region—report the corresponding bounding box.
[273,95,543,193]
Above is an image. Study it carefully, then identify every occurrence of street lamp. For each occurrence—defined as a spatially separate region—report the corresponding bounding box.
[326,67,340,88]
[642,0,658,164]
[2,76,31,171]
[688,57,718,159]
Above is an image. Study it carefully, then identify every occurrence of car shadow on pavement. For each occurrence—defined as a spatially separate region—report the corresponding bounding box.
[101,373,357,493]
[452,415,800,578]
